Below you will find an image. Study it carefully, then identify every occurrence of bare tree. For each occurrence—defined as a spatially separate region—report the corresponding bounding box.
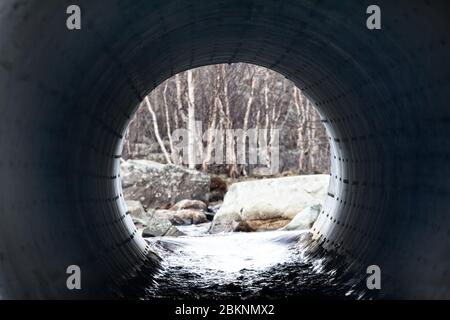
[239,67,256,175]
[186,70,197,169]
[202,71,221,171]
[162,82,175,156]
[143,95,172,164]
[123,63,330,175]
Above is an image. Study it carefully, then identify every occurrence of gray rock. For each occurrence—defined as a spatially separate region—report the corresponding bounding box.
[132,217,148,229]
[141,210,175,237]
[125,200,146,219]
[142,220,172,237]
[121,160,210,209]
[164,226,187,237]
[170,209,208,225]
[169,199,207,212]
[125,200,153,229]
[140,207,208,237]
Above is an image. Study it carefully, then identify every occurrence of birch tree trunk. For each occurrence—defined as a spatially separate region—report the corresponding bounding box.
[239,73,256,176]
[203,71,221,171]
[269,86,282,170]
[187,70,197,169]
[254,108,261,173]
[262,71,271,168]
[221,65,238,178]
[302,94,311,172]
[123,118,134,158]
[308,100,320,172]
[144,95,173,164]
[294,87,307,172]
[163,82,175,156]
[173,76,180,131]
[202,96,219,171]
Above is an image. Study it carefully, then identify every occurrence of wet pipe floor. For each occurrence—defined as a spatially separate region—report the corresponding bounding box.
[120,227,368,300]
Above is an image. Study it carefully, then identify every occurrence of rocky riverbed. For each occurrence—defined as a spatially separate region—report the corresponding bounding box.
[121,159,329,238]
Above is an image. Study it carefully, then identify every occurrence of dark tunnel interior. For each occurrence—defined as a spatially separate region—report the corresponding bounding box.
[0,0,450,299]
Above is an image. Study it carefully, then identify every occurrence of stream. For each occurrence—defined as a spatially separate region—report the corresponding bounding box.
[133,225,361,300]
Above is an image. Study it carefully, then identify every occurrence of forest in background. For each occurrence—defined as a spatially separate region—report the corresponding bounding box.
[122,63,330,177]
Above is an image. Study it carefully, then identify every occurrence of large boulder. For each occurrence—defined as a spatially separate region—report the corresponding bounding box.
[210,174,329,233]
[121,160,210,209]
[280,204,322,231]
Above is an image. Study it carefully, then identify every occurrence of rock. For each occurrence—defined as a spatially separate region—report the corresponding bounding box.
[164,226,187,237]
[170,209,208,225]
[125,200,152,229]
[233,218,291,232]
[142,220,172,237]
[141,210,176,237]
[125,200,146,219]
[281,204,322,231]
[170,199,207,211]
[210,174,329,233]
[121,160,210,209]
[140,208,208,237]
[132,217,149,229]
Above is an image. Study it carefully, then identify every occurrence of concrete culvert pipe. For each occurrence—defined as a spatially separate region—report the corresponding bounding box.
[0,0,449,299]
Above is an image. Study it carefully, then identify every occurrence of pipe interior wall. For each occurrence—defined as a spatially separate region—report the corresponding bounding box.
[0,0,449,298]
